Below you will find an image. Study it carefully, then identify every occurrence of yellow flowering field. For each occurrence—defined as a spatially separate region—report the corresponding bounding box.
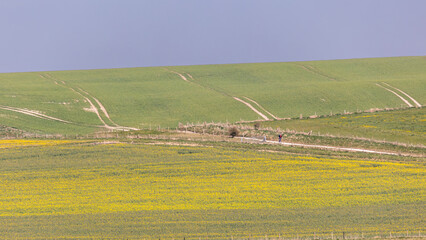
[0,142,424,217]
[0,139,82,149]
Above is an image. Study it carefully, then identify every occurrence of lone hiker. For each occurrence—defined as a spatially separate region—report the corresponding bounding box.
[278,134,282,142]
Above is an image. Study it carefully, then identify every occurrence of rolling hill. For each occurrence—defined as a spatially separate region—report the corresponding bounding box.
[0,56,425,135]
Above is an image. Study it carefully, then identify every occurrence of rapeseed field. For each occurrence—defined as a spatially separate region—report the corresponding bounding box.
[0,141,423,215]
[0,140,424,238]
[0,139,80,148]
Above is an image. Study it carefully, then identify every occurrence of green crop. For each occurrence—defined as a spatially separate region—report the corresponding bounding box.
[1,56,425,135]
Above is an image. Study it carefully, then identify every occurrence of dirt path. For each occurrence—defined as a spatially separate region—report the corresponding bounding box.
[77,90,108,126]
[376,83,414,107]
[164,69,273,121]
[0,105,72,123]
[241,137,420,157]
[164,68,189,82]
[233,97,269,120]
[42,74,138,131]
[243,97,278,120]
[381,82,422,107]
[77,87,120,126]
[74,88,138,130]
[185,73,194,79]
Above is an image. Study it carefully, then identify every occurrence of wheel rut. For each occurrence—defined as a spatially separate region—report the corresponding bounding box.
[41,74,138,131]
[381,82,422,107]
[0,105,72,123]
[376,83,414,107]
[165,69,279,121]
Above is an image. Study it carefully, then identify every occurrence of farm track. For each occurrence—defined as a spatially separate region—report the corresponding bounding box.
[40,74,138,131]
[185,72,194,79]
[243,97,278,120]
[381,82,422,107]
[376,83,414,107]
[165,69,278,121]
[164,69,189,82]
[241,137,424,157]
[77,87,121,127]
[0,105,72,123]
[59,137,422,158]
[233,97,270,120]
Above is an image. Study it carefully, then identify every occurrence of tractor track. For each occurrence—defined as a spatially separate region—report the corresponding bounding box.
[381,82,422,107]
[40,74,138,131]
[165,69,278,121]
[0,105,72,123]
[376,83,414,107]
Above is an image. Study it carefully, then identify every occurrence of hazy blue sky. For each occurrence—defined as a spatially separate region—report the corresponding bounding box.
[1,0,425,73]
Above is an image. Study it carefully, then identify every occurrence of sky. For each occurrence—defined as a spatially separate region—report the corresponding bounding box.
[1,0,425,73]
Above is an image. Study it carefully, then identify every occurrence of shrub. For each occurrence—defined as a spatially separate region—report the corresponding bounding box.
[228,126,239,138]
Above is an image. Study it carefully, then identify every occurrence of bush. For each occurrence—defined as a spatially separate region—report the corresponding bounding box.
[228,126,239,138]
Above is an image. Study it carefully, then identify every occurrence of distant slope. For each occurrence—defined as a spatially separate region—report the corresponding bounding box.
[170,56,425,119]
[0,56,425,134]
[260,107,426,146]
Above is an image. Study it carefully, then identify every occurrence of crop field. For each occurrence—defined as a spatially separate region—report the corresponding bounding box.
[0,56,425,135]
[259,107,426,146]
[0,140,424,239]
[169,56,425,119]
[1,56,425,239]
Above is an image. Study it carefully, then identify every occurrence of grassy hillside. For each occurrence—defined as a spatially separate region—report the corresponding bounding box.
[259,107,426,146]
[0,56,425,134]
[171,56,425,117]
[0,140,424,239]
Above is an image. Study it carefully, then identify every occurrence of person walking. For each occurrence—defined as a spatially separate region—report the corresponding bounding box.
[278,134,282,142]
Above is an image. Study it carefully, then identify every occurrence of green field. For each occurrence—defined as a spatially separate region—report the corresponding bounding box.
[0,56,425,135]
[1,57,425,239]
[0,140,424,239]
[259,107,426,146]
